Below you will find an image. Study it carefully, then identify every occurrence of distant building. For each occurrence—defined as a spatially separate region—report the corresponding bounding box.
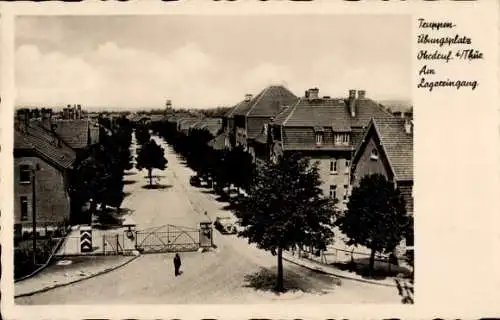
[14,109,76,239]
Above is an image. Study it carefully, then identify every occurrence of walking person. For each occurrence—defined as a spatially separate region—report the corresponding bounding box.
[173,253,182,276]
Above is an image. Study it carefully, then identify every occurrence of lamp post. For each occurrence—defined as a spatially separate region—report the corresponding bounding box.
[32,164,40,266]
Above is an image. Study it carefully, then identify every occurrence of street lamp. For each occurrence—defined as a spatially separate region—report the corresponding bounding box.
[32,163,40,266]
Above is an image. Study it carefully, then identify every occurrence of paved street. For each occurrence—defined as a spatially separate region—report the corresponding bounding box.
[16,135,402,304]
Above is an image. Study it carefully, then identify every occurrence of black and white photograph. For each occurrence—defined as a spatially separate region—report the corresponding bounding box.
[10,14,415,305]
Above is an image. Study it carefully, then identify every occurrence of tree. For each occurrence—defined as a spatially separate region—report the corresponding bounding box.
[136,139,168,186]
[235,153,336,292]
[336,174,411,275]
[135,126,151,146]
[227,145,256,194]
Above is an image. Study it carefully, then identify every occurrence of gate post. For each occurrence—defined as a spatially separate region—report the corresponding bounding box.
[116,234,119,254]
[80,225,92,253]
[199,221,213,248]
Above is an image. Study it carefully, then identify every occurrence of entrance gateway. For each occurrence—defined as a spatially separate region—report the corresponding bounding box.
[134,223,213,253]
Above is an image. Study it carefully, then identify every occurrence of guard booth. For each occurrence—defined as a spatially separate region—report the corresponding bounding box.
[199,221,213,248]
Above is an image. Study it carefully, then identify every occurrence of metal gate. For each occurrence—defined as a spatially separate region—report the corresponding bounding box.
[135,224,201,253]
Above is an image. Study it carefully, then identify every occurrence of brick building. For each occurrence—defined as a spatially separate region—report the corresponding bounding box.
[14,110,77,239]
[268,88,395,208]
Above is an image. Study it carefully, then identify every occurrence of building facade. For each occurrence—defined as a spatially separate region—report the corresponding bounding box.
[269,88,395,207]
[14,110,77,239]
[350,117,414,218]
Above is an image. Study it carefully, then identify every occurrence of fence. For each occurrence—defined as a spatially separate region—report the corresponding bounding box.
[15,220,69,243]
[288,245,412,276]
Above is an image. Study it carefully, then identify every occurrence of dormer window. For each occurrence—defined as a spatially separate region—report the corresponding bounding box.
[370,148,379,160]
[334,133,350,146]
[315,132,323,145]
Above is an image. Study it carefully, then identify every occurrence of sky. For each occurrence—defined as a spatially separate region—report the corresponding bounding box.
[15,15,411,110]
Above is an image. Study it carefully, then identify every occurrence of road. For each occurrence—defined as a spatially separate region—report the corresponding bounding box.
[16,134,401,304]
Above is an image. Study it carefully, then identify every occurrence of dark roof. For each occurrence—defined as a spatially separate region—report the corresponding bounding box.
[372,117,413,181]
[226,85,298,119]
[31,119,96,149]
[275,97,392,129]
[178,118,201,131]
[282,127,355,151]
[246,85,298,117]
[195,118,223,136]
[14,125,76,170]
[150,114,165,122]
[208,131,229,150]
[272,94,396,151]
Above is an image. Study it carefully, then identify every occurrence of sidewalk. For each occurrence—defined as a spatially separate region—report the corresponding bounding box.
[15,255,140,297]
[282,251,410,288]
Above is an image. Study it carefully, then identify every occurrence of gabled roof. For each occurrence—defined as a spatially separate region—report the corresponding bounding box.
[354,117,413,181]
[14,125,77,170]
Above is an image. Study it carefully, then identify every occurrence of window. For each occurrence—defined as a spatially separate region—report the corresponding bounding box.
[334,133,350,146]
[20,196,28,221]
[19,165,31,183]
[370,148,379,160]
[329,185,337,199]
[315,132,323,145]
[345,160,350,174]
[330,159,337,174]
[343,185,349,201]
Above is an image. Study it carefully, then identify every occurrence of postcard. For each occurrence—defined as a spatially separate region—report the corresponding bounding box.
[1,0,499,319]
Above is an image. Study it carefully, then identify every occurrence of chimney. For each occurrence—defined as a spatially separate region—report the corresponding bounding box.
[307,88,319,100]
[357,90,366,100]
[244,94,253,102]
[404,119,413,134]
[77,104,82,119]
[41,108,53,130]
[348,89,356,117]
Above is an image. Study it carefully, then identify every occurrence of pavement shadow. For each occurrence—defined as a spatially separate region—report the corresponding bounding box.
[332,258,411,280]
[141,184,173,190]
[243,267,338,295]
[123,180,137,185]
[124,171,136,176]
[201,189,216,195]
[93,207,135,230]
[123,192,132,198]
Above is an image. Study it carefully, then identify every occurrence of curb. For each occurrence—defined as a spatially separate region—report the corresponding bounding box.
[14,254,141,298]
[282,254,399,288]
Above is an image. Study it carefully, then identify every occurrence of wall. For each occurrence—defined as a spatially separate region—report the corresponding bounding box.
[311,154,351,208]
[14,156,71,227]
[352,135,393,187]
